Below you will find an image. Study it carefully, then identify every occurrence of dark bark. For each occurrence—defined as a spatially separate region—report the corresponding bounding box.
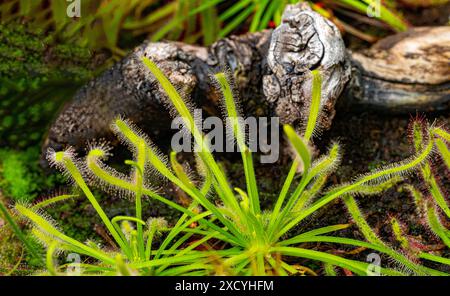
[43,3,349,155]
[346,26,450,112]
[42,3,450,158]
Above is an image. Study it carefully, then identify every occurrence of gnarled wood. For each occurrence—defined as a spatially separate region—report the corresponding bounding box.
[42,3,450,158]
[347,27,450,111]
[43,3,348,154]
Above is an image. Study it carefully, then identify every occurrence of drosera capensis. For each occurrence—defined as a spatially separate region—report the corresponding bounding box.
[11,57,449,276]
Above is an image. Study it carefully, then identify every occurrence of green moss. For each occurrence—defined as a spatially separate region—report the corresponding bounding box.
[0,22,105,148]
[0,148,64,202]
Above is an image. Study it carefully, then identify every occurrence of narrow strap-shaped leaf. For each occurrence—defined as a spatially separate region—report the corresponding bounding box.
[284,125,311,173]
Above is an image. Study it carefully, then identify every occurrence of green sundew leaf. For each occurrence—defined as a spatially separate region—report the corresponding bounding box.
[292,173,328,213]
[214,72,244,148]
[170,151,195,189]
[285,136,434,232]
[15,204,114,264]
[343,195,383,245]
[411,124,449,217]
[157,230,224,275]
[280,224,351,246]
[309,142,341,177]
[199,163,213,196]
[412,120,425,153]
[153,211,213,262]
[31,194,79,210]
[142,57,244,221]
[390,218,409,249]
[265,256,286,275]
[46,241,58,276]
[289,143,341,215]
[112,120,174,183]
[124,160,144,177]
[112,216,146,227]
[426,203,450,248]
[404,184,425,212]
[242,149,260,214]
[87,149,136,193]
[162,232,194,258]
[131,252,215,270]
[304,69,322,142]
[434,127,450,142]
[214,72,260,214]
[435,139,450,169]
[278,235,446,276]
[235,187,250,211]
[270,125,315,232]
[0,200,43,264]
[112,216,145,248]
[343,196,434,275]
[141,58,196,133]
[89,145,223,245]
[255,253,266,276]
[115,254,132,276]
[324,263,337,276]
[113,119,143,147]
[283,125,311,173]
[426,170,450,219]
[349,176,403,196]
[419,253,450,266]
[272,246,371,276]
[57,153,131,257]
[269,159,299,230]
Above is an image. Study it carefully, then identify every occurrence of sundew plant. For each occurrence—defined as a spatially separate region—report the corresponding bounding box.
[12,57,450,276]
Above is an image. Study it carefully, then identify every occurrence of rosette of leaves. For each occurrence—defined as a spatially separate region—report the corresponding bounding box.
[11,58,449,276]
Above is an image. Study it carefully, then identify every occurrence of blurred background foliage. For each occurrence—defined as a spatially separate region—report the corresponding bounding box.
[1,0,416,55]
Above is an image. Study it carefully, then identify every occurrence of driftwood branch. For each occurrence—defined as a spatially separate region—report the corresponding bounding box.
[347,26,450,111]
[43,3,450,156]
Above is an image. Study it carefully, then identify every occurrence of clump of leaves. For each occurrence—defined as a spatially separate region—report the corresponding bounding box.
[11,57,449,275]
